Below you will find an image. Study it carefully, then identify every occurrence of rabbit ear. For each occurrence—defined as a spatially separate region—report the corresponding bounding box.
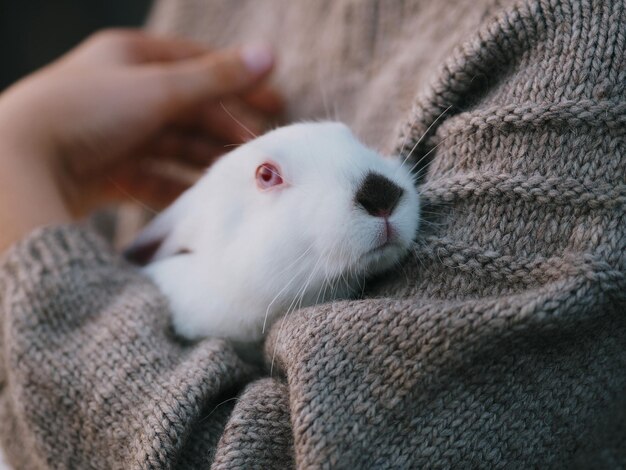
[124,196,193,266]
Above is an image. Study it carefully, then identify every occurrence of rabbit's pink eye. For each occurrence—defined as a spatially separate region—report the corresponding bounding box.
[256,163,283,189]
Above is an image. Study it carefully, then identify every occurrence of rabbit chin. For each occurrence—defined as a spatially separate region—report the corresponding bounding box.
[358,241,410,273]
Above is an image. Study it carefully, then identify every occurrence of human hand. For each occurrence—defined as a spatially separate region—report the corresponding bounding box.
[0,29,281,252]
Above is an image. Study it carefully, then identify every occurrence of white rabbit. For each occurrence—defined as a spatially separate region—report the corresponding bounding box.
[126,122,420,342]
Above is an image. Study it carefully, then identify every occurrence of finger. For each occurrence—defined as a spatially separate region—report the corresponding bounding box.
[148,45,275,114]
[143,129,227,166]
[198,102,266,142]
[119,32,211,63]
[103,161,192,209]
[67,162,188,215]
[242,86,285,115]
[112,174,188,209]
[74,29,211,66]
[171,96,276,141]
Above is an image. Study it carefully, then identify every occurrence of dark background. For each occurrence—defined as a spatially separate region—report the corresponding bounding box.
[0,1,152,90]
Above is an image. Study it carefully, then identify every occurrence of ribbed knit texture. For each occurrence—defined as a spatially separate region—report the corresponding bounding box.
[1,0,625,468]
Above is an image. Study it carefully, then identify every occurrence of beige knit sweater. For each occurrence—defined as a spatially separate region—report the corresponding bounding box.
[1,0,625,468]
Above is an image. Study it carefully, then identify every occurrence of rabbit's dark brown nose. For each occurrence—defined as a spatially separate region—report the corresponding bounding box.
[355,172,404,217]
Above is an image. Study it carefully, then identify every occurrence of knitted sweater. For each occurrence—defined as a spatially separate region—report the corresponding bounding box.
[1,0,625,468]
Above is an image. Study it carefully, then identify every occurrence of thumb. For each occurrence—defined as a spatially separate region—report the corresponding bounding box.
[149,45,275,113]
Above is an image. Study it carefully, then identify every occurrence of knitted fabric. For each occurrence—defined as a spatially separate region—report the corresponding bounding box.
[1,0,625,468]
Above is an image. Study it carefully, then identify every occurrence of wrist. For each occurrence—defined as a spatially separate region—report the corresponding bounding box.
[0,143,71,253]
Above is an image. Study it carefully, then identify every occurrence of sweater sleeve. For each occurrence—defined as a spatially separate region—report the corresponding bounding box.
[0,225,256,469]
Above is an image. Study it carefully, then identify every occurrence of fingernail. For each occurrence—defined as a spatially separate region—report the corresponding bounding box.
[241,44,274,74]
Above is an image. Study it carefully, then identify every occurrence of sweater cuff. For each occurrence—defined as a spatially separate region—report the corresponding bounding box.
[0,224,121,284]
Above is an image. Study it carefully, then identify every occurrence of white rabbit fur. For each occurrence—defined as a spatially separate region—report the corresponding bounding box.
[128,122,420,342]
